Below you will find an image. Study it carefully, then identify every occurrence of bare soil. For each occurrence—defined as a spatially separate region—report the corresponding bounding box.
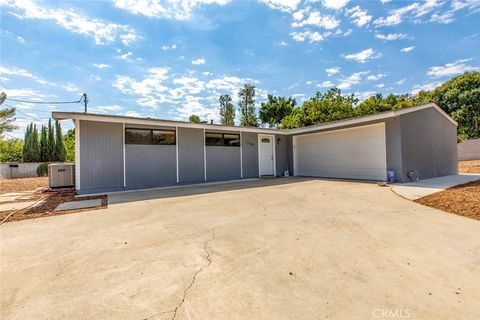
[415,180,480,221]
[459,160,480,173]
[0,177,49,194]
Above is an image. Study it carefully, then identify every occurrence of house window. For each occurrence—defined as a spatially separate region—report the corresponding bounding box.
[125,128,176,145]
[205,132,240,147]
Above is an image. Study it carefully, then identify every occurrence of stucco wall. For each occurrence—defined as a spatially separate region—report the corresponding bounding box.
[399,108,458,181]
[178,127,204,183]
[0,162,41,179]
[458,139,480,161]
[79,120,124,192]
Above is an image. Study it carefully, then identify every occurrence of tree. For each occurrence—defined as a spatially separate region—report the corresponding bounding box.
[189,115,202,123]
[40,125,48,162]
[64,129,75,162]
[281,88,357,129]
[54,121,67,162]
[259,95,296,128]
[0,107,17,139]
[238,84,258,127]
[22,123,40,162]
[0,138,23,162]
[47,119,55,161]
[219,94,235,126]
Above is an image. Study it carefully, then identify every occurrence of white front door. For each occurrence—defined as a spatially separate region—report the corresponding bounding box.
[258,134,275,176]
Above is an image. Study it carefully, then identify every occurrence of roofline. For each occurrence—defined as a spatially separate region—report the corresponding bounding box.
[52,103,457,135]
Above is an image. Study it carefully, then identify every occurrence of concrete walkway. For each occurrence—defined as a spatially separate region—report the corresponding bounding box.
[391,174,480,200]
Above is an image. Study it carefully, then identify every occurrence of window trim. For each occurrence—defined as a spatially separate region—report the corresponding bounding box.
[205,132,240,147]
[125,127,176,145]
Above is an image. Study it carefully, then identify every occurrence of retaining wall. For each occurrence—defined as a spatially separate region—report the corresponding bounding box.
[458,139,480,161]
[0,162,41,179]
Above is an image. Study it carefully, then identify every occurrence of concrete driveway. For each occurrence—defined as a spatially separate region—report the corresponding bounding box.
[1,178,479,320]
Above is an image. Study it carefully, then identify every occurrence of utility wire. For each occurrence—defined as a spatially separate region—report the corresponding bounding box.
[6,96,84,104]
[14,108,48,125]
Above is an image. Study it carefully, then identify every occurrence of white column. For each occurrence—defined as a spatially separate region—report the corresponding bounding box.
[203,128,207,182]
[74,119,81,191]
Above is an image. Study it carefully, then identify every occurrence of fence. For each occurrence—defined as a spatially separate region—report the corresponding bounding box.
[457,139,480,161]
[0,162,42,179]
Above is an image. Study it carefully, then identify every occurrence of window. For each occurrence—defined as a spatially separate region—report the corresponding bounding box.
[261,138,271,143]
[125,128,176,145]
[205,132,240,147]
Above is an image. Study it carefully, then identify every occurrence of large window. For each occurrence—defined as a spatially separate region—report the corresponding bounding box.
[125,128,176,145]
[205,132,240,147]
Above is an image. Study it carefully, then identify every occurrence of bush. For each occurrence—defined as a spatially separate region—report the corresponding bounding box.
[37,163,49,177]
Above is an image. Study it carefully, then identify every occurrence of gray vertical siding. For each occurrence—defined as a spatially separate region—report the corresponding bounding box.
[399,107,458,181]
[125,145,177,189]
[385,118,403,181]
[275,134,289,176]
[241,132,259,178]
[286,135,294,176]
[79,120,124,192]
[178,127,205,183]
[206,146,241,181]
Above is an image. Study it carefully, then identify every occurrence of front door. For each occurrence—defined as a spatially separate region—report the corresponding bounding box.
[258,134,275,176]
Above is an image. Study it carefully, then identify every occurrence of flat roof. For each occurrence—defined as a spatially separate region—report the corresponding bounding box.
[52,102,456,135]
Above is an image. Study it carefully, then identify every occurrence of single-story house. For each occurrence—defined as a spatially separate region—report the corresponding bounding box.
[53,103,458,195]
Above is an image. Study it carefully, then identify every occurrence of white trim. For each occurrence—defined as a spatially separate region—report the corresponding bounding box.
[74,119,81,191]
[293,135,297,176]
[122,122,126,187]
[203,128,207,182]
[175,126,179,183]
[258,134,276,177]
[240,131,243,179]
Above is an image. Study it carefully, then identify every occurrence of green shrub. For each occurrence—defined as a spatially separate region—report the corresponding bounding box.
[37,163,49,177]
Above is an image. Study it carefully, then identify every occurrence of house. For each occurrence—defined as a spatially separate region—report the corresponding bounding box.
[52,103,458,195]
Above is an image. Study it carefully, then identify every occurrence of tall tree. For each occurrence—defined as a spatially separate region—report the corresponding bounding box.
[259,95,296,128]
[40,125,48,162]
[238,84,258,127]
[189,115,202,123]
[54,121,67,162]
[22,123,40,162]
[0,107,17,139]
[64,129,75,162]
[47,119,55,161]
[219,94,235,126]
[22,123,31,161]
[31,124,40,161]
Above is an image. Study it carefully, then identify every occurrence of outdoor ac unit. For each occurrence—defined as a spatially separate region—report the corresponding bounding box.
[48,163,75,188]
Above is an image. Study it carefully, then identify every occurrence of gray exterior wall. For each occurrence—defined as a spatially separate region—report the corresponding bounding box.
[275,134,289,176]
[384,118,403,181]
[125,145,176,189]
[399,107,458,181]
[79,120,124,192]
[458,139,480,161]
[178,127,204,183]
[241,132,259,178]
[206,146,241,181]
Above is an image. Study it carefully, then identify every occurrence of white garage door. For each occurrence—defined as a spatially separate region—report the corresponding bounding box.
[293,123,387,181]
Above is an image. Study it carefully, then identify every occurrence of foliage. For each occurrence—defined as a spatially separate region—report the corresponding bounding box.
[37,162,49,177]
[0,138,23,162]
[219,94,235,126]
[40,125,48,162]
[430,72,480,141]
[65,129,75,162]
[238,84,258,127]
[47,119,55,161]
[0,106,17,139]
[22,123,41,162]
[259,95,296,128]
[189,115,202,123]
[54,121,67,162]
[281,88,358,129]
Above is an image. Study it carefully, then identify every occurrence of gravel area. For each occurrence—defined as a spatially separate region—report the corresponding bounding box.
[459,160,480,173]
[0,177,48,194]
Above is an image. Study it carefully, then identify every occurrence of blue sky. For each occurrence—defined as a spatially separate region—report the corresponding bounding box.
[1,0,479,137]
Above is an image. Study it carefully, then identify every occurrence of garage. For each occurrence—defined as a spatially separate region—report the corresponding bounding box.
[293,123,387,181]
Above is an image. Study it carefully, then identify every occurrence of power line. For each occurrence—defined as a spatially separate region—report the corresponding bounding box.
[14,108,48,126]
[6,96,84,104]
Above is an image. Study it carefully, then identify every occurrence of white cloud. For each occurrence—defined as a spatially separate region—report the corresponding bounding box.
[375,83,385,88]
[292,10,340,29]
[276,40,288,46]
[326,67,340,76]
[290,30,324,42]
[427,58,480,77]
[0,65,55,85]
[337,71,369,90]
[317,80,334,88]
[89,104,123,114]
[411,81,442,94]
[400,46,415,53]
[373,14,402,26]
[16,35,26,44]
[113,67,170,97]
[262,0,300,12]
[430,12,454,24]
[367,73,385,81]
[61,83,79,92]
[375,33,408,41]
[356,90,376,101]
[161,44,177,50]
[114,0,231,20]
[322,0,350,10]
[192,58,206,65]
[202,71,212,76]
[93,63,110,69]
[346,6,372,27]
[343,48,382,63]
[119,51,133,60]
[4,0,138,45]
[374,0,446,26]
[395,78,406,85]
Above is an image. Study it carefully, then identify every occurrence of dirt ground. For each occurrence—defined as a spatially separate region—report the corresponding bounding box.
[459,160,480,173]
[415,180,480,221]
[0,177,48,194]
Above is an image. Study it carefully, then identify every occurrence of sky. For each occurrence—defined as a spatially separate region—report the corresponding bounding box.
[1,0,479,137]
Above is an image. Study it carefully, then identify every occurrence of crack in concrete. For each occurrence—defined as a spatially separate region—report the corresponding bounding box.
[171,228,216,320]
